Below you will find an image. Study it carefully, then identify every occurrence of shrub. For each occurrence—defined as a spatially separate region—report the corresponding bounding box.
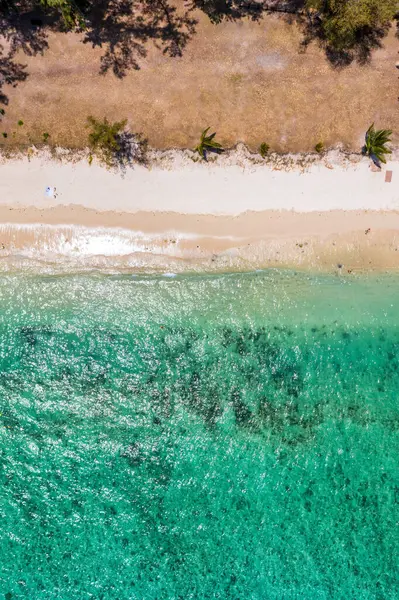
[314,142,324,153]
[87,116,126,165]
[87,116,147,168]
[17,120,24,126]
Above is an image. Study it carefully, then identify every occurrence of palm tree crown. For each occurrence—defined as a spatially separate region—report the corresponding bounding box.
[195,127,223,159]
[364,124,392,166]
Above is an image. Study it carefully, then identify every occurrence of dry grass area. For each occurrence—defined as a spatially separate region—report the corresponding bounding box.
[1,3,398,152]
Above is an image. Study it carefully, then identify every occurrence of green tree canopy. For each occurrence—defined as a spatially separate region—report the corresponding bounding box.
[39,0,87,28]
[306,0,399,53]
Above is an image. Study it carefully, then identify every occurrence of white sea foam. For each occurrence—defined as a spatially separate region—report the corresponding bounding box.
[0,224,191,274]
[0,224,180,257]
[0,223,246,275]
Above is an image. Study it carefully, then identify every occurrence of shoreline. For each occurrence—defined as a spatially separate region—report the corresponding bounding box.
[0,149,398,274]
[0,210,399,274]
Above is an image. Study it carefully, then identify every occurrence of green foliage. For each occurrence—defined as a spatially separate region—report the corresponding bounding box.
[259,142,270,158]
[87,116,127,167]
[2,132,7,138]
[195,127,223,159]
[39,0,86,29]
[363,123,392,165]
[0,109,5,116]
[42,132,50,142]
[315,142,324,153]
[306,0,398,51]
[193,0,263,24]
[17,119,23,126]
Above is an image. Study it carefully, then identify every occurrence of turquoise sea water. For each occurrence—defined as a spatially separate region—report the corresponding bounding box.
[0,270,398,599]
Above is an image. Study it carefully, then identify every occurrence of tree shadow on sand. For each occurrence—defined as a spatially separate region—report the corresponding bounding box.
[83,0,304,76]
[0,0,198,100]
[193,0,395,68]
[0,49,27,104]
[82,0,198,77]
[113,130,149,173]
[190,0,302,24]
[0,0,396,106]
[189,0,378,67]
[0,4,51,104]
[190,0,265,23]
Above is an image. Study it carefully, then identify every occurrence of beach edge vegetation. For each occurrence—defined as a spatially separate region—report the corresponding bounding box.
[195,128,224,160]
[86,116,147,168]
[363,124,392,167]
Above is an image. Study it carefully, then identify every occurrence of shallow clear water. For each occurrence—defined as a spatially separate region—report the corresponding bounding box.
[0,270,398,599]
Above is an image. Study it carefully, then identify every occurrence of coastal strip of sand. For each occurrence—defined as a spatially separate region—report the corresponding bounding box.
[0,149,398,273]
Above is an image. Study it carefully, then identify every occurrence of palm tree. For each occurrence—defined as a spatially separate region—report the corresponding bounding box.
[195,127,223,159]
[363,124,392,167]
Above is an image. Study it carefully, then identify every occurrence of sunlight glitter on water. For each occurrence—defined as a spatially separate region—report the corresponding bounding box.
[0,270,398,599]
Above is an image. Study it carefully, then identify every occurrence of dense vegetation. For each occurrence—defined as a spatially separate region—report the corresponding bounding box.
[305,0,399,61]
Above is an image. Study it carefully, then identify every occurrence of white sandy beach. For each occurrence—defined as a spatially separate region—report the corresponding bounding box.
[0,148,398,273]
[0,149,398,214]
